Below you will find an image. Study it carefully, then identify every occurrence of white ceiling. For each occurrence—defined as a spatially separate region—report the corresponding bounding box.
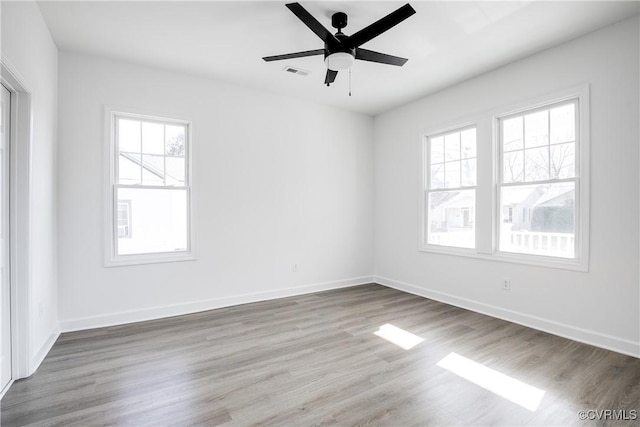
[38,1,639,116]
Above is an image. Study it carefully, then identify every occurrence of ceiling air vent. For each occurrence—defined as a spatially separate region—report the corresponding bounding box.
[283,66,310,77]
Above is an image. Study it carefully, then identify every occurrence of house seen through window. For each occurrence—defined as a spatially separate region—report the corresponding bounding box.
[117,200,132,238]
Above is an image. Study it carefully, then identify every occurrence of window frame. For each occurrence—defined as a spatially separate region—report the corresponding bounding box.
[493,88,589,271]
[104,107,196,267]
[496,98,581,263]
[420,122,479,255]
[418,85,589,271]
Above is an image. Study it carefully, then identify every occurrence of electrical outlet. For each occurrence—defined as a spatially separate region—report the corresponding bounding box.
[292,264,298,273]
[503,278,511,291]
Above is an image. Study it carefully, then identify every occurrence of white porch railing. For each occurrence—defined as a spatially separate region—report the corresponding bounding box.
[429,227,575,258]
[501,224,574,258]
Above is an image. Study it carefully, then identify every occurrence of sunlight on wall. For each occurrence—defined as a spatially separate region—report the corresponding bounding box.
[437,352,545,411]
[374,324,425,350]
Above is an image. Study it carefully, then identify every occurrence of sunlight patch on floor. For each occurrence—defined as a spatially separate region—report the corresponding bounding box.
[374,324,425,350]
[437,352,545,411]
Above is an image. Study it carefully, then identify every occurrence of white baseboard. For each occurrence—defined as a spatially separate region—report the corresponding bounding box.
[28,328,61,377]
[60,276,374,333]
[374,275,640,359]
[56,274,639,359]
[0,379,14,400]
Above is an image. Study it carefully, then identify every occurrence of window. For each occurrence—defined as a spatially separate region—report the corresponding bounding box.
[117,201,132,238]
[423,126,477,249]
[419,86,589,270]
[498,100,579,259]
[107,110,194,266]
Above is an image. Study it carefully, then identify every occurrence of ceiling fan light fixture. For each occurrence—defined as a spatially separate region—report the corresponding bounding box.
[325,52,355,71]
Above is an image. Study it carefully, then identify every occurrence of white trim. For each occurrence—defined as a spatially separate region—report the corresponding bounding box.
[374,275,640,359]
[420,245,588,272]
[27,329,59,377]
[103,106,196,267]
[0,378,14,400]
[60,276,374,332]
[1,58,33,381]
[107,251,197,267]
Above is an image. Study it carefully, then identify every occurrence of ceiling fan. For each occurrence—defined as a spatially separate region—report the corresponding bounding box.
[263,2,416,86]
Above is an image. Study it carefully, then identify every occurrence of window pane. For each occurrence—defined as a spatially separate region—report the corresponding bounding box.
[550,143,575,179]
[119,153,141,185]
[525,147,549,182]
[118,119,141,153]
[503,150,524,183]
[550,103,575,144]
[461,129,476,159]
[499,182,575,258]
[166,125,186,157]
[431,136,444,164]
[117,188,188,255]
[428,189,475,248]
[503,116,523,152]
[166,156,185,186]
[141,154,165,185]
[430,163,444,189]
[524,110,548,148]
[444,132,460,161]
[142,122,164,155]
[444,161,460,188]
[461,158,476,187]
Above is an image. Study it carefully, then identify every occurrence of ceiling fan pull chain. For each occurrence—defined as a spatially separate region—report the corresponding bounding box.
[349,68,352,97]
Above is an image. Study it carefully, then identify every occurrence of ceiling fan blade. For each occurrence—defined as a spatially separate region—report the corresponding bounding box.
[325,69,338,86]
[263,49,325,62]
[346,3,416,48]
[286,3,340,48]
[356,48,408,66]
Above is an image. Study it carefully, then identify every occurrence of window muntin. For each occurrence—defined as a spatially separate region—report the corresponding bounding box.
[498,100,578,259]
[110,113,192,263]
[117,118,186,186]
[425,127,477,249]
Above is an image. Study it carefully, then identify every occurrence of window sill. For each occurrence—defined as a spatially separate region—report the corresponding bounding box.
[418,245,588,272]
[105,251,196,267]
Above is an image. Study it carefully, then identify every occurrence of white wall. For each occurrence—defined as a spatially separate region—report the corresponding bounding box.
[374,16,639,356]
[1,1,59,372]
[57,52,374,329]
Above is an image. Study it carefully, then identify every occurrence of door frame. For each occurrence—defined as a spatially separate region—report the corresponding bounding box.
[1,58,34,393]
[0,79,12,397]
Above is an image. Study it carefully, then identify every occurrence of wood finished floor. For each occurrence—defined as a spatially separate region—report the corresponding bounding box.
[1,284,638,426]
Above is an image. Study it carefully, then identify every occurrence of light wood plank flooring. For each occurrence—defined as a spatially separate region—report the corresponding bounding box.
[1,284,638,426]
